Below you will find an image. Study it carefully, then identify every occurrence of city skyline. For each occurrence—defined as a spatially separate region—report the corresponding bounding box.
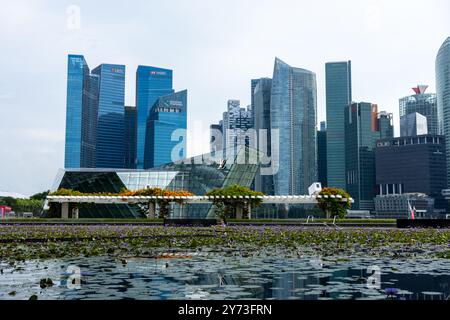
[1,0,449,195]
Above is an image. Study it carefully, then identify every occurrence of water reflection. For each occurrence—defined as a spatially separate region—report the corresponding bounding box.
[0,252,449,300]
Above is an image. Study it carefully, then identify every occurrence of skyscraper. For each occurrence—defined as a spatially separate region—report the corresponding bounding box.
[317,121,327,187]
[124,106,137,169]
[144,90,187,168]
[210,122,223,156]
[400,112,428,137]
[222,100,254,158]
[270,58,317,195]
[325,61,352,190]
[136,66,174,169]
[377,111,394,139]
[436,37,450,185]
[65,54,98,169]
[253,78,273,194]
[91,64,126,169]
[399,85,437,136]
[345,103,393,210]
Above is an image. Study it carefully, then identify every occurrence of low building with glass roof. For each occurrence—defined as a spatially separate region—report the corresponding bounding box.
[49,147,260,219]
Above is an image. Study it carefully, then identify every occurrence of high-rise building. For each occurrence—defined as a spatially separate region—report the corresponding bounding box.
[399,85,437,136]
[345,103,393,210]
[436,37,450,185]
[375,135,447,217]
[270,58,317,195]
[222,100,254,158]
[65,54,99,169]
[136,66,174,169]
[377,111,394,139]
[317,121,327,187]
[124,106,137,169]
[400,112,428,137]
[144,90,187,168]
[253,78,273,194]
[91,64,126,169]
[325,61,352,190]
[210,122,223,156]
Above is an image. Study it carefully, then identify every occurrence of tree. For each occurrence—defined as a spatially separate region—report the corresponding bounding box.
[316,188,351,219]
[206,185,264,223]
[30,190,50,201]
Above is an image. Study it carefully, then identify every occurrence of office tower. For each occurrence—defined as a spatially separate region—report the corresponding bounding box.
[270,58,317,195]
[399,85,437,135]
[345,103,393,210]
[250,79,259,125]
[326,61,352,190]
[91,64,126,169]
[375,134,447,217]
[144,90,187,168]
[253,78,273,194]
[377,111,394,139]
[400,112,428,137]
[124,106,137,169]
[317,121,327,187]
[210,122,223,156]
[436,37,450,185]
[136,66,174,169]
[222,100,254,158]
[65,54,99,169]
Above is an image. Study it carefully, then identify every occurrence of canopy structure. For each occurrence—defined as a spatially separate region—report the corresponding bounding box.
[46,195,354,219]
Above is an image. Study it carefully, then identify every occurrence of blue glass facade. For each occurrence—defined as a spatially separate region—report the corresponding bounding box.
[124,106,137,169]
[144,90,187,168]
[136,66,174,169]
[270,58,317,195]
[65,55,99,169]
[325,61,352,190]
[92,64,126,169]
[436,37,450,185]
[253,78,274,195]
[80,74,99,168]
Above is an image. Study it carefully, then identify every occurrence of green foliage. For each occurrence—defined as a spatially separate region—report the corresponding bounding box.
[317,188,352,219]
[30,191,50,201]
[206,185,264,223]
[0,197,43,215]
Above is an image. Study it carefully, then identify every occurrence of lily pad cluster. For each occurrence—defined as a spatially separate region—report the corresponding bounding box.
[0,225,448,263]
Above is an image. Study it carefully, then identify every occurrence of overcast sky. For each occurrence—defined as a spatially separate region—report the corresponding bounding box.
[0,0,449,196]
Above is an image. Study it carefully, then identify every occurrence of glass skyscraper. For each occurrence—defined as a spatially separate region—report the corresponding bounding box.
[325,61,352,190]
[144,90,187,168]
[399,86,437,136]
[65,55,99,169]
[436,37,450,185]
[136,66,174,169]
[270,58,317,195]
[124,106,137,169]
[317,121,327,187]
[253,78,273,195]
[345,103,393,210]
[91,64,126,169]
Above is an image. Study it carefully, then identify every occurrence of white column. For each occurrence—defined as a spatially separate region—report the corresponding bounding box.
[247,203,252,220]
[61,203,69,219]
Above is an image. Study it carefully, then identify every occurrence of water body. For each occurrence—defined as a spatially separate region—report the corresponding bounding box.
[0,251,449,300]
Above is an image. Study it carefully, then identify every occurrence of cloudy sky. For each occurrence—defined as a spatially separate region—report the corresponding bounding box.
[0,0,449,196]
